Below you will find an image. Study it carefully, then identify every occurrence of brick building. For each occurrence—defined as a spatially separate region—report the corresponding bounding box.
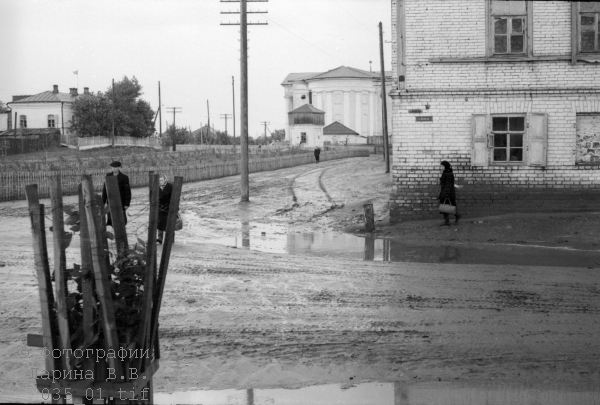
[389,0,600,222]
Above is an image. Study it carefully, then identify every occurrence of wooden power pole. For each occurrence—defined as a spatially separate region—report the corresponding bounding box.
[220,0,268,202]
[158,81,162,136]
[232,75,236,149]
[379,22,390,174]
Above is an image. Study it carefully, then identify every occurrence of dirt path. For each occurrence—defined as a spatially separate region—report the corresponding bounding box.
[1,156,599,402]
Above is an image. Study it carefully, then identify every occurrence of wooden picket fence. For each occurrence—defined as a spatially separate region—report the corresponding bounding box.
[62,135,162,150]
[0,149,368,201]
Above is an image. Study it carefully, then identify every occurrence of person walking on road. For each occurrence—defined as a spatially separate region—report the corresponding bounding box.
[157,174,173,244]
[102,160,131,227]
[314,146,321,163]
[438,160,461,226]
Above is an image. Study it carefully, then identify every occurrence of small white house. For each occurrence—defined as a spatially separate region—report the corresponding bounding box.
[287,104,325,147]
[0,110,9,132]
[6,85,88,144]
[323,121,367,145]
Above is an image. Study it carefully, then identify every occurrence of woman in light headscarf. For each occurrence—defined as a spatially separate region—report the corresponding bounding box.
[157,174,172,244]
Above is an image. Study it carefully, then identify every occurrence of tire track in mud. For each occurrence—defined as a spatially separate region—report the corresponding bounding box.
[282,159,349,217]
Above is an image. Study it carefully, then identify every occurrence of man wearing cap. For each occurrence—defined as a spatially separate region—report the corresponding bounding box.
[102,161,132,226]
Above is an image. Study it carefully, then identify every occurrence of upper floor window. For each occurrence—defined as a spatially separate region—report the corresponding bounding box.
[48,114,56,128]
[19,115,27,128]
[489,0,530,56]
[578,2,600,53]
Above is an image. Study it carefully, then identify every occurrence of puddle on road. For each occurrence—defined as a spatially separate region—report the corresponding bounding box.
[179,214,600,267]
[155,382,600,405]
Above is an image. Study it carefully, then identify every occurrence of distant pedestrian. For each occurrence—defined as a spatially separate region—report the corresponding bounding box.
[438,160,461,226]
[102,160,131,227]
[157,174,173,244]
[314,146,321,163]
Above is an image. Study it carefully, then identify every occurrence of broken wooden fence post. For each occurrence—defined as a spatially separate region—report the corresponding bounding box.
[363,237,375,261]
[78,184,97,379]
[25,185,61,376]
[363,203,375,232]
[136,172,159,371]
[149,176,183,356]
[49,173,72,371]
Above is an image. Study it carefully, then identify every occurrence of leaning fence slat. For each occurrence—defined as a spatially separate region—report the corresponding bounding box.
[149,176,183,353]
[135,172,159,371]
[81,176,123,376]
[78,185,96,347]
[105,175,128,255]
[25,185,60,374]
[49,174,72,371]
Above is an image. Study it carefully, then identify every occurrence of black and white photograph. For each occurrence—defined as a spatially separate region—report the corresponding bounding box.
[0,0,600,404]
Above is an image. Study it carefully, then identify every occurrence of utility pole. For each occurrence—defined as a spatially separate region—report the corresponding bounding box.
[166,107,182,151]
[221,113,232,137]
[232,76,236,149]
[221,0,268,202]
[111,78,115,147]
[206,99,211,143]
[158,81,162,136]
[379,22,390,174]
[166,107,182,128]
[260,121,269,143]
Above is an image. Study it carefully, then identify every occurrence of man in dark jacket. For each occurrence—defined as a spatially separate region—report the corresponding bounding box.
[102,161,132,226]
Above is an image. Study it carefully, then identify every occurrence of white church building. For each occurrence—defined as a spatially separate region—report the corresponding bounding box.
[281,66,392,147]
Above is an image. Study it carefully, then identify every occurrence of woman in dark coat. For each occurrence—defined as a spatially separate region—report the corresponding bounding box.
[439,160,461,226]
[157,174,172,244]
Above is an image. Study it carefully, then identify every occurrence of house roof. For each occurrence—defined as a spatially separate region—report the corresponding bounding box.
[281,72,321,85]
[0,128,61,137]
[323,121,360,136]
[8,91,77,104]
[311,66,379,80]
[282,66,392,85]
[288,104,325,114]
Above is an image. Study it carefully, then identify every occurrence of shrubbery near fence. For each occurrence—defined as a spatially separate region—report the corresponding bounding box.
[0,149,368,201]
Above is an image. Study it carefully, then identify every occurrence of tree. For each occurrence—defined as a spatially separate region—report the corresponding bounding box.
[71,76,155,138]
[162,125,189,150]
[71,93,112,137]
[109,76,155,138]
[271,129,285,142]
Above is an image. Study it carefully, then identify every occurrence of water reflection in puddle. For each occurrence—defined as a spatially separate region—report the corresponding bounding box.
[180,214,600,267]
[154,382,600,405]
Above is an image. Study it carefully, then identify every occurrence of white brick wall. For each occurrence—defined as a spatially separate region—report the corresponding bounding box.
[389,0,600,221]
[397,0,600,91]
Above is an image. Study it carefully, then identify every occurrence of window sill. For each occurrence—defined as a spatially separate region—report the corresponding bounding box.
[575,162,600,166]
[430,54,572,63]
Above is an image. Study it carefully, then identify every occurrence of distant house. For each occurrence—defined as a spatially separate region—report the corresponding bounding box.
[287,104,325,147]
[323,121,366,145]
[282,66,392,146]
[6,85,90,144]
[0,108,9,132]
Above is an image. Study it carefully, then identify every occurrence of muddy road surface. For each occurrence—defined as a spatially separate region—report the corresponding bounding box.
[1,156,599,404]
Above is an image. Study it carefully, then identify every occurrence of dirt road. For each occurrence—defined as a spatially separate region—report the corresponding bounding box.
[1,156,599,403]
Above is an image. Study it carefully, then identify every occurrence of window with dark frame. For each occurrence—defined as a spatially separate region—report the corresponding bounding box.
[47,114,56,128]
[489,0,528,55]
[579,2,600,53]
[19,115,27,128]
[492,116,525,162]
[300,132,307,144]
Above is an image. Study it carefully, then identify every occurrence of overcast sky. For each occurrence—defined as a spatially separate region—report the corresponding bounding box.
[0,0,392,138]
